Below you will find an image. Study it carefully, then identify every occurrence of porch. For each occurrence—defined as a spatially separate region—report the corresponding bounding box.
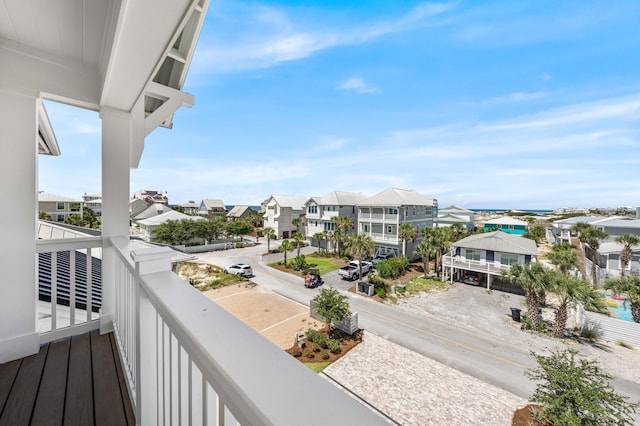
[0,331,134,425]
[442,255,513,289]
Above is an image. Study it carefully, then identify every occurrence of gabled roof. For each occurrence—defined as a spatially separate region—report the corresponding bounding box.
[593,218,640,229]
[437,214,470,223]
[266,195,307,209]
[133,203,173,220]
[553,216,620,226]
[137,210,204,226]
[484,216,528,226]
[200,199,226,210]
[439,205,474,214]
[38,193,81,203]
[180,201,200,208]
[227,205,254,218]
[358,188,435,207]
[320,191,368,206]
[453,231,538,256]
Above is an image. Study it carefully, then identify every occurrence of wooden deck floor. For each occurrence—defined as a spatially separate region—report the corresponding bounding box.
[0,330,135,426]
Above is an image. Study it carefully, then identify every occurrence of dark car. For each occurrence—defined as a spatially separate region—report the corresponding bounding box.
[462,271,481,285]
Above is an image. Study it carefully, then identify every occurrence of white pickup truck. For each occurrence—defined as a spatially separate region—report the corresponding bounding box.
[338,260,373,281]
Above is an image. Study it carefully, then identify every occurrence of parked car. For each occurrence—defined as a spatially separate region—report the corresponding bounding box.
[372,253,394,267]
[224,264,253,277]
[462,271,481,285]
[338,260,373,281]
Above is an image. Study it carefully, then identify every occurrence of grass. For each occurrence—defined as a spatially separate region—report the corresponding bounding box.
[617,341,635,350]
[401,277,452,295]
[303,256,343,275]
[304,361,332,373]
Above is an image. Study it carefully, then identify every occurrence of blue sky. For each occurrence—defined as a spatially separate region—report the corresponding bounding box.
[40,0,640,209]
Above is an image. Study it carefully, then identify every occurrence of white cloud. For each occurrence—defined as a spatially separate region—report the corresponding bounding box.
[485,91,548,104]
[339,78,378,94]
[193,2,457,73]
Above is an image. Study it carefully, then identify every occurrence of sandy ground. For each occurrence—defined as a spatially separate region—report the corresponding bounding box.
[202,283,323,349]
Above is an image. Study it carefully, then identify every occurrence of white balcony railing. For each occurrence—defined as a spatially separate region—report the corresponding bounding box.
[36,237,103,343]
[109,236,385,425]
[442,255,512,275]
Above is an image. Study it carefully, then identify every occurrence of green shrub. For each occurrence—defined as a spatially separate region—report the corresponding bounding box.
[376,257,410,279]
[375,286,387,298]
[521,316,533,330]
[313,343,321,353]
[321,350,330,360]
[290,255,309,272]
[235,242,243,248]
[327,339,341,354]
[305,328,322,343]
[292,348,302,357]
[303,350,314,359]
[579,320,602,342]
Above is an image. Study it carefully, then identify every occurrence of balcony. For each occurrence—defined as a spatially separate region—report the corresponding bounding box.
[442,255,512,276]
[1,237,385,425]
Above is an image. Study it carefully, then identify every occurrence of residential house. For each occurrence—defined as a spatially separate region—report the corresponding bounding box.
[263,195,307,239]
[1,2,376,422]
[179,200,200,215]
[227,205,255,221]
[198,198,227,218]
[131,203,173,224]
[305,191,368,249]
[551,215,615,244]
[442,231,539,289]
[83,192,102,216]
[596,241,640,279]
[483,216,528,235]
[357,188,438,257]
[38,192,83,222]
[437,205,475,231]
[137,210,205,241]
[133,189,169,207]
[129,198,148,220]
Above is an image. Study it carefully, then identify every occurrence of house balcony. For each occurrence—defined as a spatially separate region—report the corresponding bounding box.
[442,254,513,276]
[1,236,384,425]
[369,232,399,244]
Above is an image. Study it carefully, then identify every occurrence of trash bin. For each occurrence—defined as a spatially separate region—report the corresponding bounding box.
[510,308,521,322]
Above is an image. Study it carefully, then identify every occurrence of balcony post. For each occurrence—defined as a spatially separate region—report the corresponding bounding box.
[100,106,135,333]
[0,91,39,363]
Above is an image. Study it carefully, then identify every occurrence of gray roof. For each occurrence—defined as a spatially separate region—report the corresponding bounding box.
[38,192,82,202]
[138,210,205,226]
[553,216,622,226]
[133,203,173,220]
[227,205,254,218]
[484,216,528,226]
[180,201,200,208]
[308,191,368,206]
[439,205,474,214]
[358,188,435,207]
[595,218,640,229]
[453,231,538,256]
[267,195,307,209]
[201,199,226,210]
[437,214,470,223]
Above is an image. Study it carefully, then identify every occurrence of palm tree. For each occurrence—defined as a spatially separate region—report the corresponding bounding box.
[345,234,374,280]
[263,227,276,252]
[331,229,343,255]
[312,232,325,252]
[549,272,603,337]
[398,223,417,257]
[583,227,609,286]
[292,232,306,257]
[605,276,640,323]
[449,223,466,241]
[546,243,578,276]
[615,234,640,277]
[292,217,303,233]
[503,262,549,324]
[333,216,354,254]
[429,227,452,277]
[570,221,592,257]
[414,240,436,278]
[280,240,294,265]
[322,230,331,253]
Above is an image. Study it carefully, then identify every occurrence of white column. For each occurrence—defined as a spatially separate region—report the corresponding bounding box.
[100,107,134,333]
[0,91,39,362]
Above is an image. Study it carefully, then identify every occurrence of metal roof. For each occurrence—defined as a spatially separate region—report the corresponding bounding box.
[38,192,82,203]
[267,195,308,209]
[138,209,204,226]
[453,231,539,256]
[358,188,435,207]
[484,216,528,226]
[308,191,369,206]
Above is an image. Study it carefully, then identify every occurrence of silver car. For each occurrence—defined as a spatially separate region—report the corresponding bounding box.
[224,264,253,277]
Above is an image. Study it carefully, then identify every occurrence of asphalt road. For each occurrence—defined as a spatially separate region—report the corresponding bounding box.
[196,241,640,411]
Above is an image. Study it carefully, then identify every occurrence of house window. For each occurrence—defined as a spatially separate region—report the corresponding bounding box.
[413,207,416,216]
[501,254,519,266]
[465,249,481,262]
[386,225,393,233]
[57,214,65,222]
[57,202,64,210]
[363,224,369,232]
[324,222,335,231]
[388,208,398,215]
[308,205,317,214]
[508,225,514,230]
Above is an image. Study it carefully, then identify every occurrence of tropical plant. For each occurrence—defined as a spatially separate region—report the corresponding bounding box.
[312,287,351,336]
[344,234,374,280]
[524,224,547,244]
[280,239,294,265]
[582,227,609,286]
[413,240,436,278]
[570,221,592,256]
[224,219,254,241]
[546,243,578,275]
[263,227,276,252]
[548,272,604,338]
[526,348,639,425]
[449,223,466,241]
[331,229,343,255]
[424,227,452,277]
[502,262,549,324]
[398,223,417,257]
[615,234,640,277]
[333,216,354,254]
[312,232,325,252]
[292,232,307,257]
[605,276,640,323]
[292,217,303,233]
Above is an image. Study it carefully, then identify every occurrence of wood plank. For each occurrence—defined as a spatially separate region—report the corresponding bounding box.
[0,358,22,418]
[31,338,70,426]
[64,333,93,426]
[91,331,126,426]
[0,344,49,425]
[109,333,136,425]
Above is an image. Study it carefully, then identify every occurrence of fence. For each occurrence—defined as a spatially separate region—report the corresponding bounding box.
[574,304,640,348]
